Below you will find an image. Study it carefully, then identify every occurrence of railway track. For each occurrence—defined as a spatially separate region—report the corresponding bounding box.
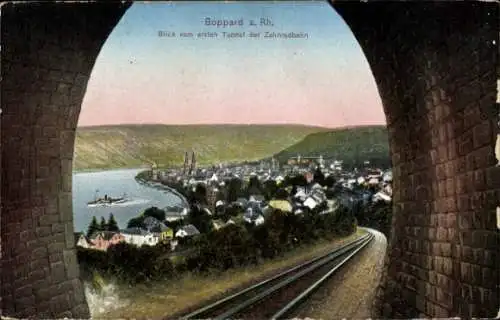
[179,231,374,320]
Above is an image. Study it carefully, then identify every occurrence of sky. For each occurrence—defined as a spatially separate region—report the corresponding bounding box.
[79,1,385,128]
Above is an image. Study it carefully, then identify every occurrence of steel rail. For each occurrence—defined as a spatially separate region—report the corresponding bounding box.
[271,230,374,319]
[214,233,373,320]
[180,232,371,320]
[202,233,373,319]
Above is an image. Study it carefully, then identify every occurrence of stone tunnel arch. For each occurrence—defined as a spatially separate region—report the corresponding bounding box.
[1,1,498,319]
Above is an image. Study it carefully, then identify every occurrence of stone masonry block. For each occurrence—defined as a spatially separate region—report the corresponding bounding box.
[64,222,75,249]
[63,249,79,279]
[472,121,493,149]
[58,192,73,222]
[51,223,65,234]
[485,167,500,190]
[49,294,72,316]
[49,262,67,282]
[435,287,454,309]
[39,233,65,247]
[464,106,483,130]
[37,214,59,227]
[473,145,494,168]
[29,258,49,272]
[71,304,91,319]
[47,241,65,255]
[14,295,36,316]
[31,247,48,261]
[48,252,63,265]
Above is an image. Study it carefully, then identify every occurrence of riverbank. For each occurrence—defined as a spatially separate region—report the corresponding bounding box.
[73,165,151,174]
[134,169,190,208]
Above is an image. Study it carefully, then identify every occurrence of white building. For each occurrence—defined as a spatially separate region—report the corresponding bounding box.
[304,197,318,210]
[373,191,392,203]
[243,214,264,226]
[294,188,307,202]
[383,170,393,182]
[210,173,219,182]
[165,206,189,222]
[76,234,91,249]
[384,184,393,196]
[175,224,201,238]
[120,228,160,246]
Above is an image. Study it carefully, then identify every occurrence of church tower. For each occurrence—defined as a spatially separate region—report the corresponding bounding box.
[183,151,189,175]
[151,161,159,180]
[191,151,196,172]
[189,150,196,176]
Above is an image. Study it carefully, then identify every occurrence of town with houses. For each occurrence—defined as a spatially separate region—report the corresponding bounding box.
[75,151,393,252]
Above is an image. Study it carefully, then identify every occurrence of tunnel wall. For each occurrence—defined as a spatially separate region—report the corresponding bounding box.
[0,3,131,318]
[333,2,499,318]
[0,1,499,319]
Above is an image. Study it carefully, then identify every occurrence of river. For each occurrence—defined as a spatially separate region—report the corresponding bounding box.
[72,168,183,232]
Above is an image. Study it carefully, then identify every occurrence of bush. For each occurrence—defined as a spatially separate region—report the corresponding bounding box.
[143,207,166,221]
[185,224,258,272]
[77,247,109,280]
[165,219,184,234]
[127,216,146,229]
[187,204,213,234]
[251,223,280,259]
[331,204,357,236]
[354,200,392,238]
[77,242,175,285]
[255,209,299,257]
[263,180,278,201]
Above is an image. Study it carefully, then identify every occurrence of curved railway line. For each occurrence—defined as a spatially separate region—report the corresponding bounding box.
[176,230,374,320]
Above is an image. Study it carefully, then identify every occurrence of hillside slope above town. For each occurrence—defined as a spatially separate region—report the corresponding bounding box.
[73,124,390,171]
[74,124,328,171]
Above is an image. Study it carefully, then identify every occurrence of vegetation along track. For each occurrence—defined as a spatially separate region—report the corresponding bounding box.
[178,230,374,320]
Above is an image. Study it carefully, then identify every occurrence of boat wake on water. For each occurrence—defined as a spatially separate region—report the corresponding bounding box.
[87,190,150,207]
[87,198,151,208]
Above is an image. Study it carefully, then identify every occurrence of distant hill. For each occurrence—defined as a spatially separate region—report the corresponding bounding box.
[273,125,391,168]
[73,124,329,171]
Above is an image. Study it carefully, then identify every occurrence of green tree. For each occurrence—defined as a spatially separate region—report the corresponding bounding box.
[127,216,146,229]
[274,188,289,200]
[226,178,242,203]
[165,219,183,234]
[87,216,100,238]
[374,204,392,238]
[246,176,262,197]
[187,204,213,234]
[194,184,208,205]
[323,175,337,188]
[263,180,278,200]
[351,199,365,226]
[313,167,325,186]
[143,207,166,221]
[107,213,120,232]
[216,188,226,202]
[186,183,208,205]
[332,204,356,236]
[99,216,107,231]
[284,174,307,188]
[364,201,392,238]
[225,204,242,217]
